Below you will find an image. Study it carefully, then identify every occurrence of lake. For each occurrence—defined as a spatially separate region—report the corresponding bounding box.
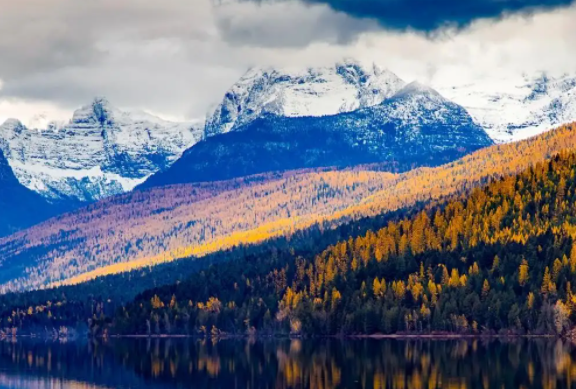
[0,337,574,388]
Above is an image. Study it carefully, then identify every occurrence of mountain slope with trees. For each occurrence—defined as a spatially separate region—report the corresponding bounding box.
[0,124,574,293]
[115,147,576,335]
[3,125,576,336]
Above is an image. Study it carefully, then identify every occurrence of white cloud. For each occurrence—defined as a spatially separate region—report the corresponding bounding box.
[0,0,574,125]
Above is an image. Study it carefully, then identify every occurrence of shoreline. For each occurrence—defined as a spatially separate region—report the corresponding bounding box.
[0,333,562,341]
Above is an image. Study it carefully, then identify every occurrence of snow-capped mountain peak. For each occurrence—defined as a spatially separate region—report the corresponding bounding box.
[72,97,116,126]
[0,118,25,133]
[205,60,406,137]
[438,71,576,143]
[0,99,205,202]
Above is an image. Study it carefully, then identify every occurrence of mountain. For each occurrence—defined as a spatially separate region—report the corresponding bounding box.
[141,81,493,188]
[441,72,576,143]
[0,121,572,293]
[205,59,406,137]
[0,98,204,202]
[0,148,69,237]
[4,123,576,337]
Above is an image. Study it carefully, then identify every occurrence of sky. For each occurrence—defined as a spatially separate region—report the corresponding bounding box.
[0,0,575,125]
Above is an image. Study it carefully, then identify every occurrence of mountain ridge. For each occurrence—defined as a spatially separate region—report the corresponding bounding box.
[142,82,492,189]
[440,72,576,142]
[0,98,204,202]
[0,148,70,237]
[205,59,407,137]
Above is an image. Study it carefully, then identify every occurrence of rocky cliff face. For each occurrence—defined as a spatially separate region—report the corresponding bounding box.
[205,59,406,137]
[0,98,204,202]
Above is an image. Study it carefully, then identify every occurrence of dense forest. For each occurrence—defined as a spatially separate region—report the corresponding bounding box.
[111,149,576,336]
[0,207,412,336]
[3,124,576,337]
[1,123,575,293]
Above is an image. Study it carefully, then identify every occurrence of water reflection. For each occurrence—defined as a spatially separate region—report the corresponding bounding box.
[0,338,575,388]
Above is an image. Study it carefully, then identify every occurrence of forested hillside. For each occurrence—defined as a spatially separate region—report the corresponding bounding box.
[0,124,575,292]
[0,208,410,335]
[113,148,576,335]
[4,127,576,336]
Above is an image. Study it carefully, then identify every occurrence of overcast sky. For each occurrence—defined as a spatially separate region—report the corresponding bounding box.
[0,0,575,125]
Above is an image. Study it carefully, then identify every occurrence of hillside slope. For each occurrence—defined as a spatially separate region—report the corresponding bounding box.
[118,143,576,336]
[0,149,69,237]
[5,125,576,336]
[0,124,574,292]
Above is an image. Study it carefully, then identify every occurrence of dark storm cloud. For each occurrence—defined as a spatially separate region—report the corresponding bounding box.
[242,0,576,33]
[308,0,575,32]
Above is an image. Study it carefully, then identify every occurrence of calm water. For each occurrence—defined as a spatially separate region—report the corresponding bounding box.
[0,338,574,388]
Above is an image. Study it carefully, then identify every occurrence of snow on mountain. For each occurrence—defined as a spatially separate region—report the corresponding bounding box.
[0,98,204,202]
[344,81,494,153]
[439,72,576,143]
[205,59,406,137]
[141,81,492,189]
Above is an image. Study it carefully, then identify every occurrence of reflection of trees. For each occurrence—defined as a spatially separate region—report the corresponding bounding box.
[2,339,576,388]
[271,339,576,389]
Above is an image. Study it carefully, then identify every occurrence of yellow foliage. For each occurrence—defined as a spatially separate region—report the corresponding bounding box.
[19,122,576,289]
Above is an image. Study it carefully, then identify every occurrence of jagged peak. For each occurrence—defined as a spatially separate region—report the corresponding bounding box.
[240,66,269,80]
[239,59,401,82]
[71,96,118,125]
[335,57,366,72]
[91,96,113,111]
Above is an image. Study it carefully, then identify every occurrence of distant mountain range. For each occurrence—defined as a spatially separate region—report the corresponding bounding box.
[1,61,575,204]
[0,59,575,292]
[440,72,576,142]
[0,98,203,202]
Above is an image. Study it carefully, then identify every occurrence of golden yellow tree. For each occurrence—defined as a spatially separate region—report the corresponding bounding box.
[518,259,529,286]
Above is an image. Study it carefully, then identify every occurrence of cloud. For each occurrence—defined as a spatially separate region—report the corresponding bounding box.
[0,0,219,77]
[296,0,576,33]
[213,1,380,47]
[0,0,574,125]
